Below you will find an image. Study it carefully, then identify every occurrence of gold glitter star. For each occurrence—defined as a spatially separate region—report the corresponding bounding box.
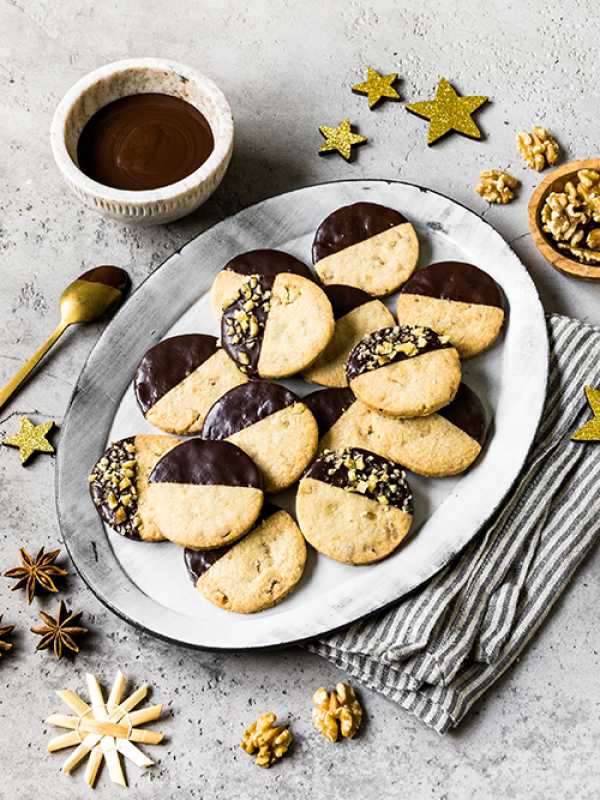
[319,118,367,161]
[2,416,55,463]
[406,78,488,145]
[571,386,600,442]
[352,67,401,109]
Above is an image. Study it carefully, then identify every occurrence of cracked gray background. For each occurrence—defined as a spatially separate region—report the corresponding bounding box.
[2,1,600,798]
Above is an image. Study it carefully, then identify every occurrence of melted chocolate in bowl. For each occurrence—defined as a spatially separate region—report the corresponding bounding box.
[77,93,215,191]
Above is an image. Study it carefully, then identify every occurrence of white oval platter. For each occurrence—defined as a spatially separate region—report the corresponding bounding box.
[56,180,548,650]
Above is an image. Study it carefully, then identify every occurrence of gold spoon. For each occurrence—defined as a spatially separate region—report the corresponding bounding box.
[0,266,130,412]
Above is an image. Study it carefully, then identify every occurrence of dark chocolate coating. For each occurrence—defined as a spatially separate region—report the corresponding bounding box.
[77,93,214,191]
[220,281,269,378]
[149,439,263,489]
[183,502,281,583]
[303,387,356,436]
[202,381,298,440]
[399,261,503,309]
[324,284,373,320]
[306,447,412,512]
[346,325,451,381]
[438,382,487,445]
[223,249,314,286]
[134,334,218,414]
[79,265,131,296]
[89,437,141,540]
[312,202,408,263]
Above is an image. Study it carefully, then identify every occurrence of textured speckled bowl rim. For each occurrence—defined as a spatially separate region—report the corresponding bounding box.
[55,178,548,652]
[50,57,234,208]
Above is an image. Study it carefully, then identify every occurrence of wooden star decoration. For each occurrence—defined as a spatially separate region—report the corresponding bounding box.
[46,671,165,789]
[406,77,488,145]
[352,67,401,108]
[2,416,55,463]
[319,118,367,161]
[571,386,600,442]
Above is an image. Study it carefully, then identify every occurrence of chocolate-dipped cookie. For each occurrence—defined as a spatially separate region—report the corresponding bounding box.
[312,202,419,296]
[305,383,487,477]
[303,284,395,387]
[88,434,181,542]
[184,505,306,613]
[396,261,505,358]
[145,439,264,549]
[346,325,461,417]
[296,447,413,565]
[202,381,318,493]
[221,271,334,378]
[134,334,247,435]
[210,249,315,319]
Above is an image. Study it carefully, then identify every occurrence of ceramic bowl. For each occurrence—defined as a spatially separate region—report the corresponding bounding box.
[528,158,600,281]
[50,58,234,225]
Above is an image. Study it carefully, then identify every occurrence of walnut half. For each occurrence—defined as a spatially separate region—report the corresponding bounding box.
[475,170,519,205]
[516,125,560,171]
[312,682,363,742]
[240,712,293,767]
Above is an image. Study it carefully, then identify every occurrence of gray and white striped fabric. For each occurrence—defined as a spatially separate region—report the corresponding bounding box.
[306,314,600,734]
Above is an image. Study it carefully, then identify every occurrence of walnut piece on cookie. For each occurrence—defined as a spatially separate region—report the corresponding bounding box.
[296,447,413,564]
[312,683,363,742]
[240,712,293,767]
[312,202,419,296]
[303,284,395,387]
[88,434,180,542]
[346,325,461,417]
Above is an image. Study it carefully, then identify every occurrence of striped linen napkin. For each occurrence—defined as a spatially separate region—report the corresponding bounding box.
[306,314,600,734]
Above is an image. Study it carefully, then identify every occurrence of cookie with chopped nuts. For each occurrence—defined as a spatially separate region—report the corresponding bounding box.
[305,383,487,477]
[302,284,395,387]
[145,439,264,549]
[396,261,505,358]
[221,271,334,378]
[312,202,419,296]
[184,505,306,613]
[134,334,247,435]
[202,382,318,493]
[346,325,461,418]
[296,447,413,564]
[89,434,181,542]
[210,249,315,319]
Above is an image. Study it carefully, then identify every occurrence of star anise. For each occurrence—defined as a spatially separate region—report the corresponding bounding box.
[4,546,68,604]
[31,600,88,659]
[0,615,15,658]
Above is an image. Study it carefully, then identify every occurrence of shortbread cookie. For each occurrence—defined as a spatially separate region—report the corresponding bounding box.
[210,249,315,318]
[303,285,395,387]
[134,334,247,435]
[88,434,180,542]
[305,383,487,477]
[346,325,460,417]
[396,261,505,358]
[221,272,334,378]
[312,202,419,296]
[184,505,307,613]
[146,439,264,549]
[202,382,318,493]
[296,448,413,565]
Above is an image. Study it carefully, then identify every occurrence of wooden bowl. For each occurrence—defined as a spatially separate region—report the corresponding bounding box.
[528,158,600,280]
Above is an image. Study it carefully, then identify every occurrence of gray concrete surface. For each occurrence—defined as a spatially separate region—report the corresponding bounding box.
[1,1,600,797]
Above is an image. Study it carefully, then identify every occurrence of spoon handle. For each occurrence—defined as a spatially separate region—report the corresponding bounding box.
[0,321,70,412]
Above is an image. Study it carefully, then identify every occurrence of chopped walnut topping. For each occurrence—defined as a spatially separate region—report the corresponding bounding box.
[313,448,412,513]
[222,275,271,375]
[475,170,519,205]
[88,439,141,537]
[312,683,363,742]
[347,325,449,379]
[541,169,600,264]
[516,125,560,171]
[240,712,293,767]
